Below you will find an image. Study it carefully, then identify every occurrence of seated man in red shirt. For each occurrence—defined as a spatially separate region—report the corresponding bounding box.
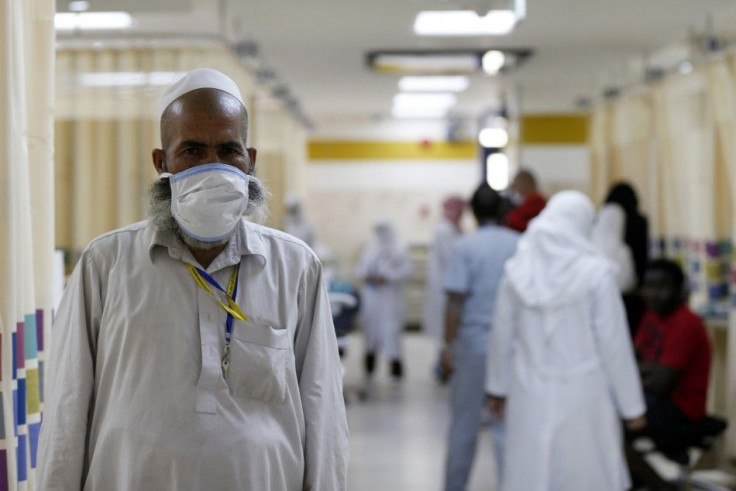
[505,169,547,232]
[627,259,712,489]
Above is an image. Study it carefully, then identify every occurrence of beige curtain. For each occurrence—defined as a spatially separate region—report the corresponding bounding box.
[591,54,736,457]
[588,104,611,204]
[0,0,55,488]
[252,101,309,229]
[704,54,736,457]
[55,42,260,264]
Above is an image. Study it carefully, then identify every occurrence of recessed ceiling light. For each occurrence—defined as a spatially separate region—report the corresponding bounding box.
[398,76,469,93]
[414,10,517,36]
[367,49,532,76]
[55,12,133,30]
[375,53,478,74]
[479,128,509,148]
[482,51,506,75]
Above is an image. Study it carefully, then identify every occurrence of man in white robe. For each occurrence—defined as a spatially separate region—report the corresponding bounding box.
[357,219,412,379]
[38,68,349,490]
[486,190,646,491]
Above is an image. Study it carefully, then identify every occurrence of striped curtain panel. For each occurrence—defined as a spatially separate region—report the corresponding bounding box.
[0,0,55,489]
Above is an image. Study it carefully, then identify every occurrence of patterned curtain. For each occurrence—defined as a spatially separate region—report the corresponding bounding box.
[0,0,55,489]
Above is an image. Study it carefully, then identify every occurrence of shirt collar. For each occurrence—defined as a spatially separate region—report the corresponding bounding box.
[149,218,267,272]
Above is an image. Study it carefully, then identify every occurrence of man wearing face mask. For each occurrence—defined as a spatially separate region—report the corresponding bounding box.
[38,68,349,490]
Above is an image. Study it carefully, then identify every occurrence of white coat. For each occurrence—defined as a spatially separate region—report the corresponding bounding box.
[423,218,461,341]
[357,227,412,359]
[486,191,645,491]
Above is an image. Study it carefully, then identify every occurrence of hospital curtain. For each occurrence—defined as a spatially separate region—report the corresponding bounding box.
[588,104,611,204]
[592,70,721,307]
[252,103,309,229]
[704,53,736,457]
[55,42,258,267]
[0,0,55,489]
[590,54,736,457]
[651,72,718,309]
[610,92,658,235]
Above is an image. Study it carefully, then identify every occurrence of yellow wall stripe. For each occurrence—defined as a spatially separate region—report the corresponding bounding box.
[308,140,477,161]
[521,114,589,145]
[308,115,588,160]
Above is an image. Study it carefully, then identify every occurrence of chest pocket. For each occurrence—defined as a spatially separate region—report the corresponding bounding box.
[227,320,290,405]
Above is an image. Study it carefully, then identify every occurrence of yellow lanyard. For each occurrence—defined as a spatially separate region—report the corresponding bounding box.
[187,264,249,323]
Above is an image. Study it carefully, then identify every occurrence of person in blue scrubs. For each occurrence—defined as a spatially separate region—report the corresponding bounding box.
[441,183,519,491]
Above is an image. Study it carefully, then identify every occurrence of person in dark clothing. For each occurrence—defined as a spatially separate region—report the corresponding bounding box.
[625,259,712,491]
[605,182,649,336]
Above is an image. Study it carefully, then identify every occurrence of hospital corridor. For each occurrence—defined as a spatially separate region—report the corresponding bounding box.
[3,1,736,490]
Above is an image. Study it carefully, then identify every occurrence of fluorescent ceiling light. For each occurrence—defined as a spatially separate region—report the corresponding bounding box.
[482,50,506,75]
[479,128,509,148]
[414,10,517,36]
[393,93,457,110]
[79,71,186,87]
[375,54,478,74]
[55,12,133,30]
[392,106,450,119]
[392,92,456,119]
[399,76,469,93]
[486,153,510,190]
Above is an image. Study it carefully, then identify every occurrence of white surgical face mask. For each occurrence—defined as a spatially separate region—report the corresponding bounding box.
[161,163,250,242]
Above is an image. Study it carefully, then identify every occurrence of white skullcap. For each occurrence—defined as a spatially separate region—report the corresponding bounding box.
[157,68,245,120]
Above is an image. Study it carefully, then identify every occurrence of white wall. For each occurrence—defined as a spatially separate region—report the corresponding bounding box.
[520,145,591,196]
[305,160,481,271]
[303,118,591,274]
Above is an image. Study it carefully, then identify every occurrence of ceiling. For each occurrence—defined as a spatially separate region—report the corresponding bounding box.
[57,0,736,122]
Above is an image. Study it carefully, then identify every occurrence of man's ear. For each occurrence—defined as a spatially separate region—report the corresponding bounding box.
[247,147,257,173]
[152,149,167,174]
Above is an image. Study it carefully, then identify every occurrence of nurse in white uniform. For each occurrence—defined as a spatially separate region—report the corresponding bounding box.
[357,219,412,379]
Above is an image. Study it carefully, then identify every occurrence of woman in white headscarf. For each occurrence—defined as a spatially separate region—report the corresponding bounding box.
[592,203,637,294]
[485,191,646,491]
[357,219,413,379]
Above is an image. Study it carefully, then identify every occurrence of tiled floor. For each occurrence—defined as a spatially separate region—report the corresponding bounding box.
[341,334,736,491]
[342,332,499,491]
